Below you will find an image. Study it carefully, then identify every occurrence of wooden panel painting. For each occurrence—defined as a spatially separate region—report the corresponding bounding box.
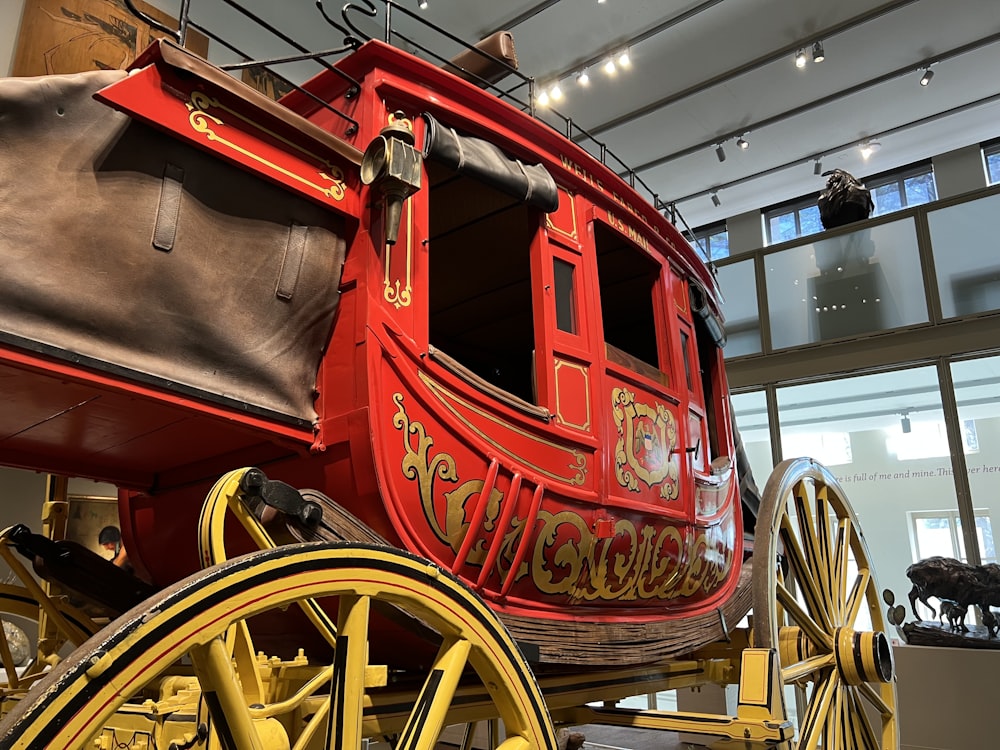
[65,495,119,559]
[12,0,208,77]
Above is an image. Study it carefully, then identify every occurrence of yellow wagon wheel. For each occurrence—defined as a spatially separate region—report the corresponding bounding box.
[0,543,557,750]
[0,584,98,692]
[752,458,898,750]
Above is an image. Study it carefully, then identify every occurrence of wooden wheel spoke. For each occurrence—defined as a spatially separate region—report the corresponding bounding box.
[848,684,882,750]
[845,568,872,629]
[397,637,472,750]
[0,620,19,690]
[328,594,372,750]
[792,483,835,626]
[796,670,839,750]
[190,637,266,750]
[782,652,835,683]
[814,485,838,620]
[825,683,843,750]
[858,680,894,718]
[777,579,834,652]
[833,518,852,625]
[779,513,834,633]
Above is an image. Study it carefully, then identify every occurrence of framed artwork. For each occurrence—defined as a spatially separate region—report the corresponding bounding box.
[65,494,119,560]
[12,0,208,77]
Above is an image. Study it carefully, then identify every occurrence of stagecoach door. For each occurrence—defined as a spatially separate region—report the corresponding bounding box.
[584,208,697,519]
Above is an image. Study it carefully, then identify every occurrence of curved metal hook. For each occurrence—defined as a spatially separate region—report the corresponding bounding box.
[123,0,181,42]
[314,0,366,48]
[338,0,381,46]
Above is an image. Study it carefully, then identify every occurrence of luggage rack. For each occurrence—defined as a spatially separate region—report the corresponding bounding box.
[118,0,708,253]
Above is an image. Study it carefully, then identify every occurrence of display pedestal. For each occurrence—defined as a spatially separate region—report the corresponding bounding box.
[895,642,1000,749]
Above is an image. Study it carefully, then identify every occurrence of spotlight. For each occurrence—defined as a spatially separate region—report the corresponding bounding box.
[617,49,631,68]
[536,89,550,107]
[549,83,563,101]
[813,158,823,175]
[711,191,721,207]
[812,41,825,63]
[418,0,428,8]
[860,140,880,160]
[795,49,807,68]
[901,414,911,433]
[737,135,749,150]
[715,143,726,163]
[919,68,934,86]
[576,68,590,86]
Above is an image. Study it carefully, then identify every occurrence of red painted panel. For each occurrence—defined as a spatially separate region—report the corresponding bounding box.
[95,41,360,217]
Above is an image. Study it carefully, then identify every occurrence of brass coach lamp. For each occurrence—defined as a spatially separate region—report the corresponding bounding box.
[360,114,422,245]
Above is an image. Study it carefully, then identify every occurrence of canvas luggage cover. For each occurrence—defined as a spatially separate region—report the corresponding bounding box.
[0,69,347,424]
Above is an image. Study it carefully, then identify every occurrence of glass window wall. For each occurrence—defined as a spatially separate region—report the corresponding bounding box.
[776,366,955,620]
[928,192,1000,319]
[716,259,761,358]
[730,390,773,491]
[765,219,928,349]
[950,356,1000,566]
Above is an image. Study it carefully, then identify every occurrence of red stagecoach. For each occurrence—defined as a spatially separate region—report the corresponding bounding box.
[0,3,897,748]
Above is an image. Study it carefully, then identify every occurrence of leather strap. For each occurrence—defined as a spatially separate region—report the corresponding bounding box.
[276,223,308,300]
[152,162,184,251]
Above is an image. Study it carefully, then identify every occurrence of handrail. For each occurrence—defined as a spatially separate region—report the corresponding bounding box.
[116,0,680,230]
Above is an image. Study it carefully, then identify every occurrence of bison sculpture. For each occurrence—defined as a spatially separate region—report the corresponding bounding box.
[905,556,998,624]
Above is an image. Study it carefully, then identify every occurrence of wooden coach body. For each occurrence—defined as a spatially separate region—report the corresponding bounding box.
[0,35,742,658]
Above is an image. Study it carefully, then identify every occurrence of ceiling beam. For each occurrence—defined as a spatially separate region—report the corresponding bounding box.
[633,31,1000,175]
[539,0,726,87]
[486,0,563,36]
[580,0,921,139]
[668,89,1000,207]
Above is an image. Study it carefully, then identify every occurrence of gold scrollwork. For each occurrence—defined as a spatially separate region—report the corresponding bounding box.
[393,393,521,576]
[185,90,346,201]
[392,392,458,544]
[383,200,413,309]
[612,388,679,500]
[391,393,730,602]
[529,511,708,602]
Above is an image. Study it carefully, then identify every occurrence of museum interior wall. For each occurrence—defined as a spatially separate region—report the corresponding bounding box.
[1,3,23,76]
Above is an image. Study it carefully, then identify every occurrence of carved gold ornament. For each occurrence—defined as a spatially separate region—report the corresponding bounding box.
[612,387,680,499]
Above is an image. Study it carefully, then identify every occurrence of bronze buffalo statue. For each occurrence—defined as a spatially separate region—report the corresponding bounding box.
[905,556,992,623]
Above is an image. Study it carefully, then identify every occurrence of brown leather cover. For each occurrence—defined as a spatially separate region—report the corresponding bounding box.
[445,31,518,85]
[0,71,347,423]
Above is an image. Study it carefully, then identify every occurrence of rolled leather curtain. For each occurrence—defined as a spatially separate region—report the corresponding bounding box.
[421,113,559,213]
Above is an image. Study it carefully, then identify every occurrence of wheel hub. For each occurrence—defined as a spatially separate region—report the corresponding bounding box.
[834,627,894,685]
